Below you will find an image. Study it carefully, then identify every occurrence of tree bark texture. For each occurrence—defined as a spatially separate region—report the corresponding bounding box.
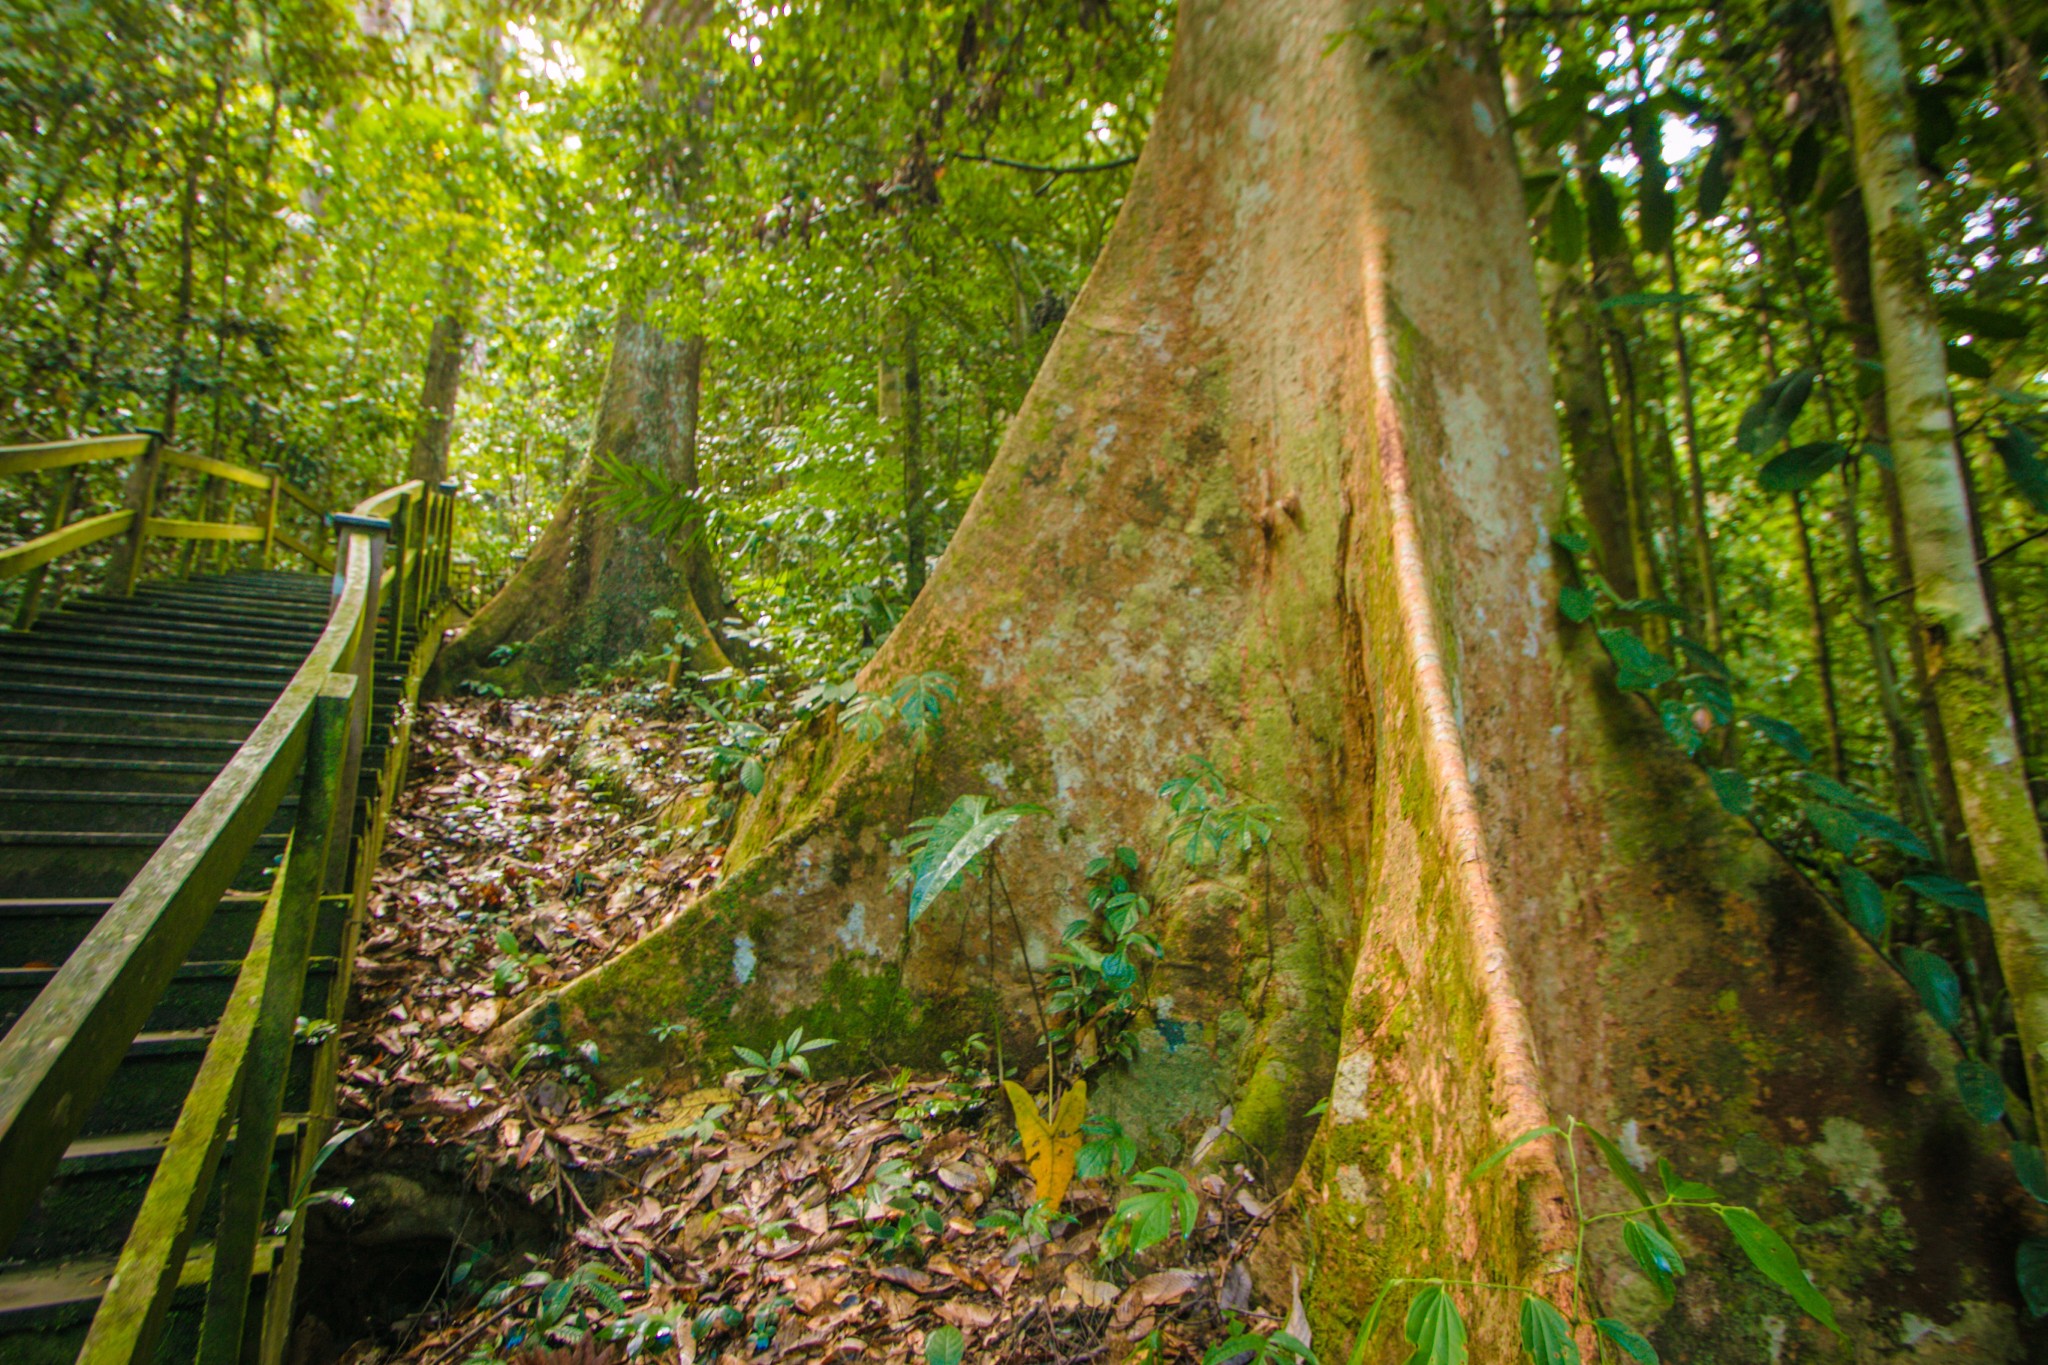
[433,311,730,692]
[406,312,466,487]
[508,1,2039,1353]
[1834,0,2048,1148]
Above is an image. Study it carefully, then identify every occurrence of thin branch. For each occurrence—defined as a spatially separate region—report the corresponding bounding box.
[949,151,1138,176]
[1874,525,2048,605]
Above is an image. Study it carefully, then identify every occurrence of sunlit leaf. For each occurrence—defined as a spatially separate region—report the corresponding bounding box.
[1716,1206,1840,1334]
[1897,946,1962,1030]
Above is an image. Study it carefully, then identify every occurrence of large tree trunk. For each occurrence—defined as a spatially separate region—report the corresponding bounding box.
[406,312,466,486]
[433,311,730,692]
[1834,0,2048,1148]
[513,0,2035,1353]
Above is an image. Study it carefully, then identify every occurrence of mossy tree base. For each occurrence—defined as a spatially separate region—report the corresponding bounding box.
[434,315,731,695]
[503,0,2040,1354]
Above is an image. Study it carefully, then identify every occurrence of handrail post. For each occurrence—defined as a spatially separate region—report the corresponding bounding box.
[13,464,79,630]
[384,493,410,661]
[259,464,283,570]
[194,675,354,1365]
[438,481,459,611]
[113,431,163,596]
[328,513,388,886]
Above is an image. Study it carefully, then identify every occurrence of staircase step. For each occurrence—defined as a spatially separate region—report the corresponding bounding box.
[0,791,297,835]
[0,894,271,968]
[0,830,285,899]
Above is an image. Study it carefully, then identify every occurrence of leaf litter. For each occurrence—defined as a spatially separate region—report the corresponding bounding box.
[335,692,1291,1364]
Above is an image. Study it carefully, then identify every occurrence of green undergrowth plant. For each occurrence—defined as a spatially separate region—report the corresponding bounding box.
[729,1026,836,1103]
[1349,1115,1837,1364]
[1555,526,2048,1304]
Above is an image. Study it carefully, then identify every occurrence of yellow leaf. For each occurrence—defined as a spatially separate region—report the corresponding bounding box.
[1002,1078,1087,1213]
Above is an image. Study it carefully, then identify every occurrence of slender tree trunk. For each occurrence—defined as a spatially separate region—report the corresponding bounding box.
[1826,195,1962,860]
[1834,0,2048,1141]
[1663,249,1721,647]
[1792,489,1850,781]
[406,313,466,486]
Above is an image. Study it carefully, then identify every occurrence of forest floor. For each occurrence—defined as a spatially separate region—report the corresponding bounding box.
[316,693,1292,1365]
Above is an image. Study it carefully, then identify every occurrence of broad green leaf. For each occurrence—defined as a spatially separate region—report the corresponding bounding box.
[1586,171,1628,259]
[1614,596,1687,619]
[1546,182,1585,265]
[1785,124,1821,203]
[1746,715,1812,763]
[1804,802,1863,856]
[1656,1156,1714,1201]
[1553,529,1591,556]
[1697,136,1732,220]
[1848,807,1931,860]
[1991,424,2048,515]
[1901,872,1988,920]
[1717,1206,1840,1334]
[925,1325,966,1365]
[1660,700,1703,756]
[739,756,766,795]
[1519,1294,1579,1365]
[1674,636,1731,681]
[1595,1318,1658,1363]
[2013,1143,2048,1203]
[1402,1285,1467,1365]
[1470,1124,1561,1179]
[1559,584,1598,623]
[1586,1125,1667,1236]
[1942,302,2029,341]
[1898,947,1962,1030]
[1737,371,1816,454]
[2020,1238,2048,1319]
[1758,441,1848,492]
[1623,1219,1685,1301]
[1796,771,1874,811]
[1837,864,1886,940]
[1709,767,1752,816]
[1954,1057,2005,1124]
[1912,82,1957,162]
[905,796,1048,924]
[1946,343,1992,381]
[1599,629,1675,691]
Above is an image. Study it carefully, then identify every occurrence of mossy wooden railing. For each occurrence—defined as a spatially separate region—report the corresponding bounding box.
[0,433,340,627]
[0,433,460,1364]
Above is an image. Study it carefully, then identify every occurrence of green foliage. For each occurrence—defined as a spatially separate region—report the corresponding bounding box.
[898,794,1048,925]
[1102,1166,1198,1258]
[924,1325,966,1365]
[1161,756,1279,865]
[730,1027,836,1100]
[1352,1117,1837,1364]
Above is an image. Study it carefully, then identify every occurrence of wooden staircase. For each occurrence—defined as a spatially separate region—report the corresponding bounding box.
[0,436,457,1364]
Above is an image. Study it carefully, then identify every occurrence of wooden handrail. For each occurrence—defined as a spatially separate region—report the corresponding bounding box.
[161,448,275,491]
[0,508,137,579]
[0,432,151,478]
[0,460,462,1364]
[0,433,334,603]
